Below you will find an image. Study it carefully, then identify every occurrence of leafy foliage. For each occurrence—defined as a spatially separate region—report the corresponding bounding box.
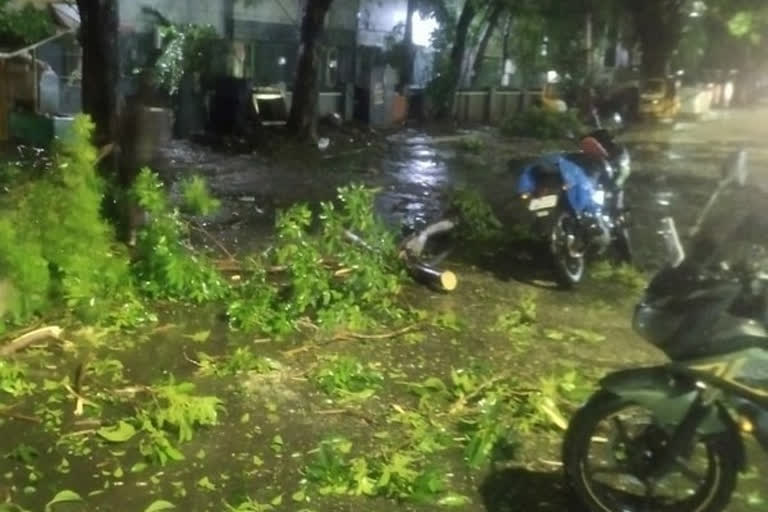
[0,360,35,397]
[0,0,53,47]
[131,168,229,303]
[196,348,282,377]
[154,23,220,95]
[228,185,405,336]
[447,187,502,242]
[311,356,384,401]
[0,116,139,331]
[502,107,584,140]
[457,136,485,154]
[180,176,220,216]
[149,380,223,443]
[304,437,449,503]
[491,291,538,338]
[133,379,222,466]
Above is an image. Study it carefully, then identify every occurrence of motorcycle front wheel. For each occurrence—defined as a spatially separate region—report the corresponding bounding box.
[562,391,740,512]
[550,208,586,287]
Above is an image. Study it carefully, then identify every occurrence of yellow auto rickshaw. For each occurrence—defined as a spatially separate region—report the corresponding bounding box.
[638,77,680,120]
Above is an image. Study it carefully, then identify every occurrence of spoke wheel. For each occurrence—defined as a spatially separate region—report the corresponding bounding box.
[550,209,585,287]
[563,391,740,512]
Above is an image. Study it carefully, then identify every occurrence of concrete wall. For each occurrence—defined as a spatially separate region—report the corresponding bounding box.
[452,89,541,125]
[284,90,344,117]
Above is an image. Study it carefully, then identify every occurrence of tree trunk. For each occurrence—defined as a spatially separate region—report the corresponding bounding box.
[288,0,334,141]
[471,3,504,87]
[629,0,685,78]
[76,0,120,149]
[440,0,478,118]
[399,0,416,94]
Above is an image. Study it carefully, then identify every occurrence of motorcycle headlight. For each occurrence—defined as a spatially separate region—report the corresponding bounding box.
[592,189,606,206]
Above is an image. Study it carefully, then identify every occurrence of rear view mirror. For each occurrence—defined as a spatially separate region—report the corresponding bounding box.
[721,149,748,186]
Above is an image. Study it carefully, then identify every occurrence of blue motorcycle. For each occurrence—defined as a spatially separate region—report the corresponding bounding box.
[517,129,632,287]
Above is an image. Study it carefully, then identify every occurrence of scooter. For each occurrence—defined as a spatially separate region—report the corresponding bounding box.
[561,150,768,512]
[516,121,632,287]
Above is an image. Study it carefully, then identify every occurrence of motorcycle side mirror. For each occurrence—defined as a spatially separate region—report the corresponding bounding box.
[720,149,748,187]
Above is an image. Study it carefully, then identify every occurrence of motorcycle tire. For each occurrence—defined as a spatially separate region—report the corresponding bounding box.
[563,390,740,512]
[549,208,585,288]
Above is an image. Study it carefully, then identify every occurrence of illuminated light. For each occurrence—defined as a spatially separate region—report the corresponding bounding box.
[412,12,438,47]
[521,194,530,200]
[278,56,287,66]
[547,70,560,83]
[254,94,283,100]
[740,417,754,433]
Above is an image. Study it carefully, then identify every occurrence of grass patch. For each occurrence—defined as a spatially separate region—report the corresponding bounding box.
[591,262,647,292]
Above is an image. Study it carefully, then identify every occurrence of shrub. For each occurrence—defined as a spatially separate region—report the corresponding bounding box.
[0,116,136,330]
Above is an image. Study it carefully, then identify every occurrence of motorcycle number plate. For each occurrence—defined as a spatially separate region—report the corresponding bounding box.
[529,195,558,211]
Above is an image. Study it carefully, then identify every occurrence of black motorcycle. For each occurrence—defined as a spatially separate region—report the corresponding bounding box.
[517,124,632,287]
[562,150,768,512]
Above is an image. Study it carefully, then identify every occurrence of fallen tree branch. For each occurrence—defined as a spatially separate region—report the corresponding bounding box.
[0,404,40,423]
[183,351,202,367]
[187,221,237,261]
[60,428,98,438]
[315,408,376,425]
[333,324,419,341]
[448,371,514,415]
[282,324,421,357]
[0,326,63,357]
[64,384,97,416]
[1,411,41,423]
[401,219,457,258]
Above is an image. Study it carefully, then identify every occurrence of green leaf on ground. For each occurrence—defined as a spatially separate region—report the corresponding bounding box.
[45,490,83,511]
[144,501,176,512]
[185,330,211,343]
[97,421,136,443]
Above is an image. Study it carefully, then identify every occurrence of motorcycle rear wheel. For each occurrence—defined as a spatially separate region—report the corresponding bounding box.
[563,390,739,512]
[550,208,586,287]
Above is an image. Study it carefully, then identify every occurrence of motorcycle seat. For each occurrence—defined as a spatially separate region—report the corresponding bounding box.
[564,152,610,183]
